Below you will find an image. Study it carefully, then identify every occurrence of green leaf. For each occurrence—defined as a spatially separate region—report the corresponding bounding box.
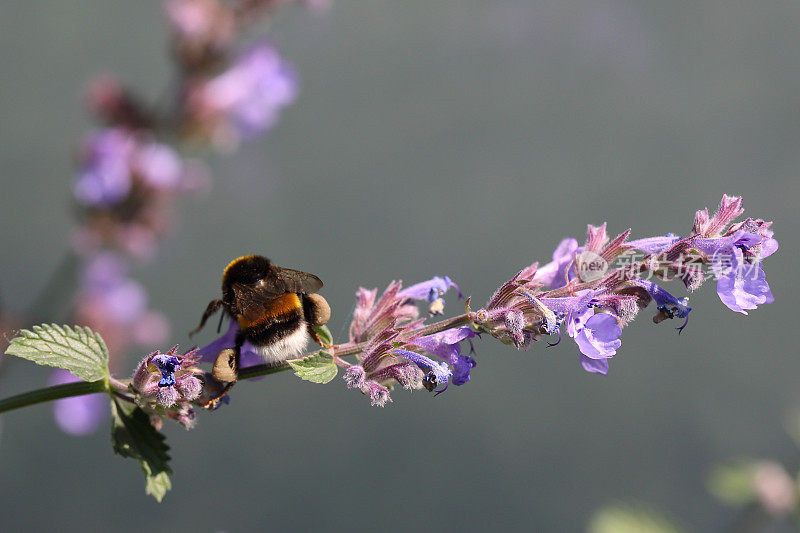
[4,324,109,382]
[110,399,172,502]
[311,324,333,346]
[288,351,337,384]
[589,504,685,533]
[707,460,757,505]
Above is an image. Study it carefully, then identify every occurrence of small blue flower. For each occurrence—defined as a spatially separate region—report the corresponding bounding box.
[399,276,462,301]
[412,326,478,385]
[452,355,477,386]
[152,354,181,387]
[393,348,452,395]
[399,276,462,315]
[635,279,692,333]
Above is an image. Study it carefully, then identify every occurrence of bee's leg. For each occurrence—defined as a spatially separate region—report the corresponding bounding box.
[189,299,223,337]
[201,331,243,410]
[302,293,333,347]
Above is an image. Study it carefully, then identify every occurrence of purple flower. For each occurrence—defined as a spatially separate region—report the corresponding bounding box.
[200,42,297,143]
[691,230,777,315]
[75,252,169,354]
[452,355,477,386]
[635,279,691,332]
[533,238,579,289]
[131,346,202,411]
[713,246,775,314]
[399,275,462,315]
[565,304,621,376]
[48,369,107,436]
[342,323,428,406]
[682,196,778,314]
[393,348,453,395]
[348,282,419,342]
[411,326,478,386]
[399,276,462,301]
[73,128,134,207]
[134,141,184,189]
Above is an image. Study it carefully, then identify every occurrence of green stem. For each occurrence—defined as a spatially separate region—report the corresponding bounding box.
[0,314,475,411]
[0,379,108,414]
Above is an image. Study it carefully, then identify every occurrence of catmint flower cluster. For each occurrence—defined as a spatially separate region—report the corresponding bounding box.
[131,346,203,429]
[469,194,776,375]
[342,278,474,406]
[189,194,777,410]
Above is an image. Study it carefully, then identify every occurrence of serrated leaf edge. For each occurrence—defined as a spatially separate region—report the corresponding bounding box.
[5,324,109,382]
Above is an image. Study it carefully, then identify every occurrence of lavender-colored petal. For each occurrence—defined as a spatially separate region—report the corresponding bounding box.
[533,238,579,288]
[452,355,477,386]
[692,230,762,257]
[573,313,622,359]
[399,275,462,301]
[760,238,779,258]
[541,289,600,316]
[565,305,595,338]
[412,326,476,364]
[715,248,774,314]
[49,369,107,436]
[579,354,609,375]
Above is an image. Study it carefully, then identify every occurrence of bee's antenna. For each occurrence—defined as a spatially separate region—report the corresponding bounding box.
[216,309,225,333]
[189,299,223,337]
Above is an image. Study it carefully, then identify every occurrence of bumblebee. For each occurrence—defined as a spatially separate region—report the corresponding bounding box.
[192,255,331,408]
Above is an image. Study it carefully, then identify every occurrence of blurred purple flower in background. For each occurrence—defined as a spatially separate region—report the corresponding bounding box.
[74,252,169,356]
[73,129,135,207]
[48,369,107,436]
[188,42,297,148]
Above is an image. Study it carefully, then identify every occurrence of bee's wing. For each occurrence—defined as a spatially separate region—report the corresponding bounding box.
[231,283,283,323]
[266,266,323,295]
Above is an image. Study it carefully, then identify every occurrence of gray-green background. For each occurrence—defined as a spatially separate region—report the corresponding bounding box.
[1,1,799,530]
